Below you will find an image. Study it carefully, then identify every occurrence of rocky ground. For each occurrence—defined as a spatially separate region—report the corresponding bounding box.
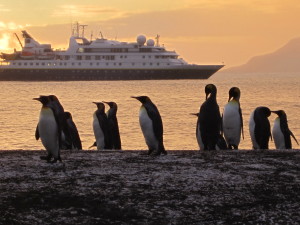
[0,150,299,225]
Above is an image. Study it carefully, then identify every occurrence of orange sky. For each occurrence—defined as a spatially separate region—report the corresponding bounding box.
[1,0,300,67]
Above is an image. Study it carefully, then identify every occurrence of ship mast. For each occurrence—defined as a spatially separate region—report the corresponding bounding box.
[14,33,23,48]
[155,34,160,47]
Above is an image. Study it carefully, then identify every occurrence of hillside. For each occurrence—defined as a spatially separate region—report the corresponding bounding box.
[227,37,300,73]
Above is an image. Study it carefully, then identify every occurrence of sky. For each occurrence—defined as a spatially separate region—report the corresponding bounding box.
[0,0,300,67]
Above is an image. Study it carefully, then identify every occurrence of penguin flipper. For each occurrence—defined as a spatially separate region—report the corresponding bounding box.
[239,107,244,140]
[35,124,40,140]
[89,142,97,149]
[67,120,82,150]
[290,130,299,145]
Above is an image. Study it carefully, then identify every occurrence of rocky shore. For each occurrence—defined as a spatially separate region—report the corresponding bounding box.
[0,150,299,224]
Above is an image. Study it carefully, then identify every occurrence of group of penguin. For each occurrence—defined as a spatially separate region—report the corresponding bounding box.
[34,83,298,163]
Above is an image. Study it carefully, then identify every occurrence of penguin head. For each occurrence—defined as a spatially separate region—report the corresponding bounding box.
[131,96,151,104]
[33,96,50,106]
[205,84,217,100]
[64,111,72,120]
[48,95,59,102]
[257,106,271,117]
[228,87,241,102]
[103,101,117,110]
[93,102,105,112]
[271,110,286,118]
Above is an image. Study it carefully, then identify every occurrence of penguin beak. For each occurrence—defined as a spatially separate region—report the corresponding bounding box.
[190,113,199,117]
[271,110,279,115]
[205,93,209,100]
[131,96,138,99]
[33,97,41,102]
[228,96,232,102]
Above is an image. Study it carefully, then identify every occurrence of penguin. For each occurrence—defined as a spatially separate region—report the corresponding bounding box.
[198,84,222,150]
[33,96,61,163]
[131,96,167,156]
[271,110,299,149]
[249,106,272,150]
[92,102,112,150]
[222,87,244,149]
[64,111,82,150]
[103,101,122,150]
[191,113,227,150]
[48,95,71,149]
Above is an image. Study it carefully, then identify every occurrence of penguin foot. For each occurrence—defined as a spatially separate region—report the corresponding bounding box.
[40,155,52,161]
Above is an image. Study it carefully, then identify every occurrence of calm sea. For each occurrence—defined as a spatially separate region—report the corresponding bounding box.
[0,72,299,150]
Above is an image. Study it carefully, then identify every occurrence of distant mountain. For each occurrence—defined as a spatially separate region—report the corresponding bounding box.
[226,37,300,73]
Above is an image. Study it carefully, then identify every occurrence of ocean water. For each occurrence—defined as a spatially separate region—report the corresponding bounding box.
[0,72,299,150]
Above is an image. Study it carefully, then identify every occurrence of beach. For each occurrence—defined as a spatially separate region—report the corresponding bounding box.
[0,150,299,224]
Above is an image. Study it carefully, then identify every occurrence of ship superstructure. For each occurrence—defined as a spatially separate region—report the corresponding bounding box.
[0,23,224,81]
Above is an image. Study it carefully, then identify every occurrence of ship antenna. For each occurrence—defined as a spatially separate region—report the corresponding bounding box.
[90,31,93,41]
[155,34,160,47]
[14,33,23,48]
[79,24,88,38]
[99,31,104,39]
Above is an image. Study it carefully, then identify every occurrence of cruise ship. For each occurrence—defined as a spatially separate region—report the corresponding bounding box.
[0,24,224,81]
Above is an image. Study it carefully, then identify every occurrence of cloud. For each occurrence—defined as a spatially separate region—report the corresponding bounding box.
[0,21,25,31]
[51,5,123,19]
[0,4,10,12]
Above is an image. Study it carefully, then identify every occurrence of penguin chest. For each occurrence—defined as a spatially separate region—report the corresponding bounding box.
[272,118,285,149]
[139,107,158,149]
[93,113,105,150]
[196,122,204,150]
[249,112,259,149]
[223,101,241,145]
[38,108,59,156]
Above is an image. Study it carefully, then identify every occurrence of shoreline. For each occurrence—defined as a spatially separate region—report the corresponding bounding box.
[0,150,299,224]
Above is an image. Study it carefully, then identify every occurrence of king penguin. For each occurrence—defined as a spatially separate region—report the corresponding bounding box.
[198,84,222,150]
[33,96,61,163]
[64,111,82,150]
[271,110,299,149]
[103,101,122,150]
[191,113,227,150]
[92,102,112,150]
[249,106,272,150]
[48,95,71,150]
[222,87,244,149]
[131,96,167,156]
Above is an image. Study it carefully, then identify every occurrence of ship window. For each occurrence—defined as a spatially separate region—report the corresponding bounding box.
[18,63,22,65]
[114,63,116,66]
[132,63,135,66]
[78,62,81,66]
[155,56,159,59]
[90,63,93,66]
[142,56,145,59]
[95,56,101,60]
[106,63,109,66]
[96,62,99,65]
[30,63,33,65]
[124,56,127,58]
[86,56,91,60]
[150,63,152,66]
[42,63,45,65]
[12,63,16,65]
[47,63,51,66]
[119,63,122,66]
[120,56,123,58]
[65,56,70,60]
[60,63,63,66]
[24,63,27,66]
[64,63,67,66]
[143,63,146,66]
[77,56,82,60]
[148,56,151,58]
[157,63,160,66]
[36,63,39,66]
